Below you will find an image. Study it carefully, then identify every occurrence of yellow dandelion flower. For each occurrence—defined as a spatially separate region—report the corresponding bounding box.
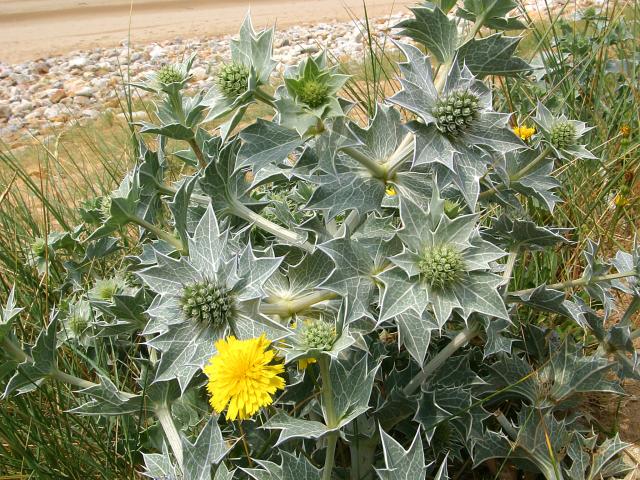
[614,192,630,208]
[385,185,397,196]
[203,335,285,421]
[620,125,631,138]
[513,124,536,141]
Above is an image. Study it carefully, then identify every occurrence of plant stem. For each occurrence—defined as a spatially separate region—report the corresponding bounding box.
[188,138,207,170]
[508,270,637,298]
[319,356,338,480]
[128,215,187,254]
[1,337,136,396]
[230,201,315,253]
[479,146,552,201]
[260,290,338,317]
[385,133,414,178]
[158,185,314,253]
[511,146,553,182]
[253,88,276,108]
[155,405,184,468]
[237,421,254,467]
[342,146,387,179]
[403,323,481,396]
[501,249,519,298]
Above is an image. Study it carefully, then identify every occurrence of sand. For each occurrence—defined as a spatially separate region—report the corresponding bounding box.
[0,0,415,64]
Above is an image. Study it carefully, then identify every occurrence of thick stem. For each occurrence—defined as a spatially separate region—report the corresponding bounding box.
[501,249,519,297]
[319,356,338,480]
[230,201,314,253]
[188,138,207,170]
[2,337,135,396]
[1,337,29,363]
[260,290,338,317]
[129,216,187,254]
[479,146,552,201]
[155,406,184,468]
[403,323,481,396]
[385,133,415,177]
[342,146,387,180]
[508,270,637,298]
[253,88,277,108]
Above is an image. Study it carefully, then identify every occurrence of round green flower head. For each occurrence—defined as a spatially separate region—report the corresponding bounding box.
[100,195,112,220]
[550,121,577,150]
[157,65,184,85]
[434,89,480,135]
[216,63,250,98]
[418,244,465,289]
[180,280,235,328]
[298,80,330,109]
[31,237,48,258]
[90,278,124,302]
[301,319,336,351]
[68,310,90,335]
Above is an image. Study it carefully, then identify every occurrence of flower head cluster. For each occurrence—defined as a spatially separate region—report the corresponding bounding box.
[180,279,235,328]
[533,102,595,159]
[156,64,185,86]
[380,190,509,326]
[138,207,285,391]
[434,89,480,135]
[550,121,577,150]
[418,244,466,289]
[203,335,285,421]
[298,80,330,108]
[31,237,48,258]
[216,62,250,98]
[136,54,195,94]
[89,277,125,302]
[300,319,336,351]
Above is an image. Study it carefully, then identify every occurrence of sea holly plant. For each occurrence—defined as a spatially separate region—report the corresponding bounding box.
[2,3,640,480]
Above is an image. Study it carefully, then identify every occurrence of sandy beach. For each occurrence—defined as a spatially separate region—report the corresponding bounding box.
[0,0,414,64]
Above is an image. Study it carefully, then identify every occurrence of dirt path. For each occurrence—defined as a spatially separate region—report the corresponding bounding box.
[0,0,413,64]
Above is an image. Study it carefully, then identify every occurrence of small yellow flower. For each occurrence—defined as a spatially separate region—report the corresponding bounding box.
[620,125,631,138]
[385,185,397,196]
[513,124,536,141]
[614,192,630,208]
[203,335,285,421]
[298,357,317,370]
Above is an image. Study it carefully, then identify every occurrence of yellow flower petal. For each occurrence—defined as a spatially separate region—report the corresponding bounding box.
[203,335,285,421]
[513,125,536,141]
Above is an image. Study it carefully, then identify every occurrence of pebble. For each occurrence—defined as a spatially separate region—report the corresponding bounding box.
[0,0,602,147]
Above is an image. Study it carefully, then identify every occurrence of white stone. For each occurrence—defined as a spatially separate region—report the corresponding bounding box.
[69,56,88,68]
[150,45,165,60]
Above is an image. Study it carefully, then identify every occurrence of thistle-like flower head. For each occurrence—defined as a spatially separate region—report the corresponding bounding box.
[533,101,596,160]
[550,121,577,150]
[216,62,250,98]
[280,302,354,366]
[156,64,185,86]
[298,80,330,109]
[276,52,349,134]
[418,244,466,289]
[180,279,236,328]
[379,186,509,326]
[89,277,126,302]
[433,89,480,135]
[61,299,93,344]
[300,319,336,351]
[137,206,286,392]
[135,53,195,95]
[388,43,524,193]
[31,237,48,258]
